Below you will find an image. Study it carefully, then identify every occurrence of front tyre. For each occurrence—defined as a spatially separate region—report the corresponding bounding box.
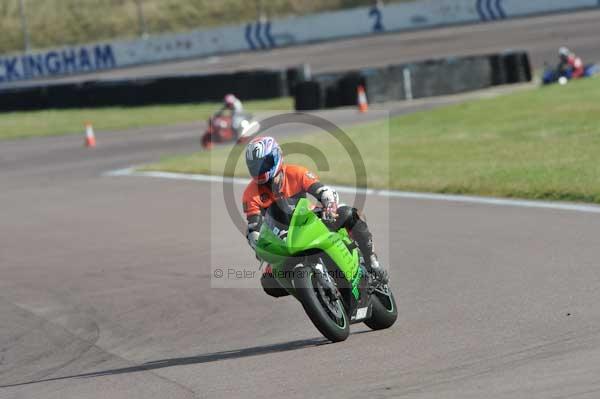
[294,265,350,342]
[201,132,213,150]
[364,289,397,330]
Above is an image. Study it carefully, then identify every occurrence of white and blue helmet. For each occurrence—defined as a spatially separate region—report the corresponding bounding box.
[559,46,571,59]
[245,136,283,184]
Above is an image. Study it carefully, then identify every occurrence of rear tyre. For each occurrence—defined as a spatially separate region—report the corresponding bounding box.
[294,265,349,342]
[364,289,397,330]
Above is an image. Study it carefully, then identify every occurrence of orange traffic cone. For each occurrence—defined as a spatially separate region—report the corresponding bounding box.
[84,122,96,148]
[357,85,368,113]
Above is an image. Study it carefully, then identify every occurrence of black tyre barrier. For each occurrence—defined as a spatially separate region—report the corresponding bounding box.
[503,52,524,84]
[409,56,493,99]
[294,50,532,110]
[506,52,532,84]
[315,71,347,109]
[520,53,533,83]
[286,64,311,96]
[489,54,508,86]
[491,51,532,86]
[0,69,288,112]
[294,81,322,111]
[364,66,405,103]
[79,79,145,107]
[0,86,42,111]
[324,85,340,109]
[336,73,365,106]
[408,59,447,99]
[0,51,531,112]
[231,70,288,100]
[45,83,81,108]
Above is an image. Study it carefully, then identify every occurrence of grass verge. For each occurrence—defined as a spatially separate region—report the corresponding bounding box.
[143,78,600,204]
[0,97,292,140]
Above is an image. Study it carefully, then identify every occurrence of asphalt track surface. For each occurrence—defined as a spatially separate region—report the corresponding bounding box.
[2,12,600,399]
[7,8,600,88]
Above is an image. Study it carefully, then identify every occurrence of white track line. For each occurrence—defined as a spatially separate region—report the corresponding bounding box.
[105,168,600,214]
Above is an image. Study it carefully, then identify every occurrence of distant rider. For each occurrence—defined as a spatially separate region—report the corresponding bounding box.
[241,136,389,297]
[558,47,584,79]
[215,94,245,138]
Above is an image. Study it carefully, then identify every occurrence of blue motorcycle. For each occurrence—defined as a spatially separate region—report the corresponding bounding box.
[542,64,600,85]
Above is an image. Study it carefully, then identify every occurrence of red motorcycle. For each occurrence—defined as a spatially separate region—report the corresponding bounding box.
[201,114,259,150]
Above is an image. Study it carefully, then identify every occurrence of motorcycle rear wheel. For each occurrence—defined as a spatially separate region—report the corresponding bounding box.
[294,265,350,342]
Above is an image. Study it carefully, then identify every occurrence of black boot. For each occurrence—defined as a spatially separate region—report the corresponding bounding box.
[337,206,389,284]
[365,253,389,284]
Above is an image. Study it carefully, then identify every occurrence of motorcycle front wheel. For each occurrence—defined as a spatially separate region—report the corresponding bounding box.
[294,265,350,342]
[364,288,397,330]
[201,133,213,150]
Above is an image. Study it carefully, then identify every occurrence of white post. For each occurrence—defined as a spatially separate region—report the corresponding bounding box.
[403,67,413,101]
[256,0,265,20]
[303,63,312,81]
[18,0,30,51]
[134,0,148,38]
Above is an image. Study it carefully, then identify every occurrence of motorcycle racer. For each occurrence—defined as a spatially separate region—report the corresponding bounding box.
[241,136,389,297]
[558,47,585,79]
[215,94,245,138]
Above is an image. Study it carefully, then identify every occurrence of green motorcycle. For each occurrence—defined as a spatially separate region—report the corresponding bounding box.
[255,198,397,342]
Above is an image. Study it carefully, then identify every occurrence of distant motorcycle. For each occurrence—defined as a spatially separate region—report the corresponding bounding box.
[201,114,259,150]
[542,64,600,85]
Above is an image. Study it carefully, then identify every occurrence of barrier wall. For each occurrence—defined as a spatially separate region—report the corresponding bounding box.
[294,51,532,110]
[0,51,530,111]
[0,0,595,86]
[0,70,288,111]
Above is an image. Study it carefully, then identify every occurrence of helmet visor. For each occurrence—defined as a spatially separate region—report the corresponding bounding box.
[247,153,275,178]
